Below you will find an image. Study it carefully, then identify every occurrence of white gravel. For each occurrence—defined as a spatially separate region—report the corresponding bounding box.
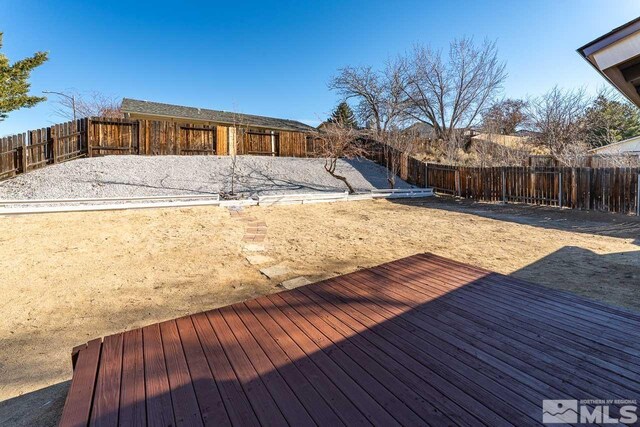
[0,155,412,200]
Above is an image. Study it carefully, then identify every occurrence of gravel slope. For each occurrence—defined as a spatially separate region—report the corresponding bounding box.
[0,156,412,200]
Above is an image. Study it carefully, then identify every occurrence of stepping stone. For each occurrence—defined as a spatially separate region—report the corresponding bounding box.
[243,244,266,252]
[245,226,267,233]
[260,264,291,279]
[245,255,274,265]
[281,276,312,290]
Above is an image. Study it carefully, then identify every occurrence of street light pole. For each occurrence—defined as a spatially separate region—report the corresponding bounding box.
[43,90,76,121]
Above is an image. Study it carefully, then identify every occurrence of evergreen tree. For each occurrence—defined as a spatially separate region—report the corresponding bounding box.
[0,32,48,121]
[584,94,640,148]
[328,102,358,128]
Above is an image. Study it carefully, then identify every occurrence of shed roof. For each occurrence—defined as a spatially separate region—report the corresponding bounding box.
[121,98,316,133]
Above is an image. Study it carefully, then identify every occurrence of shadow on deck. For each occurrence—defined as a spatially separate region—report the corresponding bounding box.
[58,254,640,426]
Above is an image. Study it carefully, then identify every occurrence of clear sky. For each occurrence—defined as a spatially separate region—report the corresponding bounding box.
[1,0,640,136]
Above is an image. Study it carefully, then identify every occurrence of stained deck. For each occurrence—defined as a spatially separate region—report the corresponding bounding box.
[60,253,640,426]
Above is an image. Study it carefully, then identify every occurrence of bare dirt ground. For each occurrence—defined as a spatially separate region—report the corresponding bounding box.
[0,197,639,426]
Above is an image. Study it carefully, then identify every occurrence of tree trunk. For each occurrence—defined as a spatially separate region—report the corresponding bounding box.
[329,171,356,194]
[325,160,356,194]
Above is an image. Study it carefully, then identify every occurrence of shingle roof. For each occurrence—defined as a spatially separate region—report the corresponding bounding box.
[121,98,315,133]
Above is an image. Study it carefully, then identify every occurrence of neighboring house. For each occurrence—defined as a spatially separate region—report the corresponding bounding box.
[512,129,541,138]
[405,122,435,138]
[588,135,640,155]
[470,133,549,155]
[121,98,315,156]
[578,17,640,108]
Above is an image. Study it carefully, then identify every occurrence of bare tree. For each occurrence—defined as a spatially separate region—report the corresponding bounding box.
[314,122,367,193]
[330,59,411,187]
[403,38,507,143]
[481,98,527,135]
[473,98,532,166]
[52,91,122,120]
[330,38,506,165]
[526,87,590,167]
[329,58,408,135]
[224,109,247,198]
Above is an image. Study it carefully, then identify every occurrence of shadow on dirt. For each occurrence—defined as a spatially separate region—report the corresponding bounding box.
[389,196,640,245]
[0,381,69,427]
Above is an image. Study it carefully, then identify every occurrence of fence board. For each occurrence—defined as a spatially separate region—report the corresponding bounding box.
[3,117,639,216]
[422,162,639,215]
[370,145,640,215]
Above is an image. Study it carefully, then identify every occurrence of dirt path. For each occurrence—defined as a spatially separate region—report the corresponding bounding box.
[0,197,638,425]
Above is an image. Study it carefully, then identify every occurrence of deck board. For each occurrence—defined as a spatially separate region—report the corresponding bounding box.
[60,254,640,426]
[59,339,102,427]
[174,316,230,427]
[142,324,175,427]
[119,329,146,427]
[159,320,203,427]
[90,334,123,427]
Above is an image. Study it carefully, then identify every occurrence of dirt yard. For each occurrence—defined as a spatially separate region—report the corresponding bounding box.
[0,197,639,426]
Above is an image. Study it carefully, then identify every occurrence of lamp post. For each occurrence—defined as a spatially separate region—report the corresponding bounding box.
[43,90,76,121]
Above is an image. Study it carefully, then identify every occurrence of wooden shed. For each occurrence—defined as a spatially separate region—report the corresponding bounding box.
[121,98,316,157]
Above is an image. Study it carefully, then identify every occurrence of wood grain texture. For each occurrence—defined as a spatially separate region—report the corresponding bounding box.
[60,254,640,426]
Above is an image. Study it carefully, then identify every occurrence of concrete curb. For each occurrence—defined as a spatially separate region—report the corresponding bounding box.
[0,189,434,215]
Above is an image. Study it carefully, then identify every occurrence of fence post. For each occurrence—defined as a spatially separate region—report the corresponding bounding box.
[501,169,506,203]
[175,122,181,155]
[637,173,640,216]
[20,133,27,173]
[424,163,428,188]
[558,172,562,208]
[87,118,93,157]
[51,125,57,164]
[454,169,461,197]
[571,168,577,209]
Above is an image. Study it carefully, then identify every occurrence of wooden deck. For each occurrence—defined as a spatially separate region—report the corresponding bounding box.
[59,253,640,426]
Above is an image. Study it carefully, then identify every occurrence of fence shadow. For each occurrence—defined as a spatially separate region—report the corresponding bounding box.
[510,245,640,311]
[389,196,640,245]
[56,258,640,426]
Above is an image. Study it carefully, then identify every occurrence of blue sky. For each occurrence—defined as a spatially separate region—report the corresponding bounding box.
[1,0,640,136]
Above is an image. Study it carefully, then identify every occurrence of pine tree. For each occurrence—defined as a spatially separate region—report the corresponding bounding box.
[583,94,640,148]
[0,33,48,121]
[328,102,358,128]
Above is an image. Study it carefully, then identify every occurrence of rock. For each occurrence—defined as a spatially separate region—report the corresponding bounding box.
[260,264,291,279]
[0,156,412,202]
[281,276,312,290]
[245,255,273,265]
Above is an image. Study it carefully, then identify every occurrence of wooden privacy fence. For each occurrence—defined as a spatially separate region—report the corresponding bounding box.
[0,119,88,179]
[0,116,324,180]
[3,118,639,215]
[369,145,427,188]
[88,117,227,156]
[88,118,322,158]
[374,146,640,215]
[425,165,640,214]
